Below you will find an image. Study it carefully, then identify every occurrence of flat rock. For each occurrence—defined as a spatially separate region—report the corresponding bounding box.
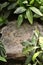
[1,21,43,59]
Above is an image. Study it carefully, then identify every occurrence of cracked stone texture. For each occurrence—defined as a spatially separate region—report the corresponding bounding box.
[1,20,43,59]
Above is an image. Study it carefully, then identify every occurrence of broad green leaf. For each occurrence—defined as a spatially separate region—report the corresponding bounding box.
[30,7,43,16]
[0,56,7,62]
[17,15,23,27]
[26,9,33,24]
[14,7,26,14]
[23,1,28,4]
[32,51,42,61]
[29,0,34,5]
[39,36,43,50]
[1,2,9,9]
[8,3,17,10]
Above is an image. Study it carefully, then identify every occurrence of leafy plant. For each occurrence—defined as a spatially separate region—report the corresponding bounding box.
[0,41,6,62]
[22,29,43,65]
[0,2,10,26]
[14,0,43,27]
[0,0,43,27]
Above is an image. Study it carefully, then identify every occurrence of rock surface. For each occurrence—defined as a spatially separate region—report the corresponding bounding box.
[1,21,43,59]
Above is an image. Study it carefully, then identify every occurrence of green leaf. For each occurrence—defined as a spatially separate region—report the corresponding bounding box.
[0,17,7,26]
[34,14,40,18]
[39,36,43,50]
[23,1,28,4]
[30,7,43,16]
[36,0,41,4]
[0,56,7,62]
[34,28,39,38]
[14,7,26,14]
[31,28,39,45]
[28,64,31,65]
[31,35,37,45]
[26,9,33,24]
[21,41,32,46]
[32,51,42,62]
[25,55,32,65]
[17,15,23,27]
[0,41,6,57]
[40,6,43,13]
[23,46,38,55]
[29,0,34,5]
[1,2,9,9]
[33,62,37,65]
[8,3,17,10]
[17,0,24,6]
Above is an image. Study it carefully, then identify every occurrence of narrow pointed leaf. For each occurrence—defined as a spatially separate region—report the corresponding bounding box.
[17,15,23,27]
[26,9,33,24]
[32,51,42,62]
[25,55,32,65]
[0,56,7,62]
[30,7,43,16]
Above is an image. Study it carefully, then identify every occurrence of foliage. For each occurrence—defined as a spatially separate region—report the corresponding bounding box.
[0,2,10,26]
[22,29,43,65]
[0,0,43,27]
[14,0,43,27]
[0,0,43,64]
[0,41,6,62]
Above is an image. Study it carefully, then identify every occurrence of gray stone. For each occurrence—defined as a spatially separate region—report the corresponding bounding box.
[1,21,43,58]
